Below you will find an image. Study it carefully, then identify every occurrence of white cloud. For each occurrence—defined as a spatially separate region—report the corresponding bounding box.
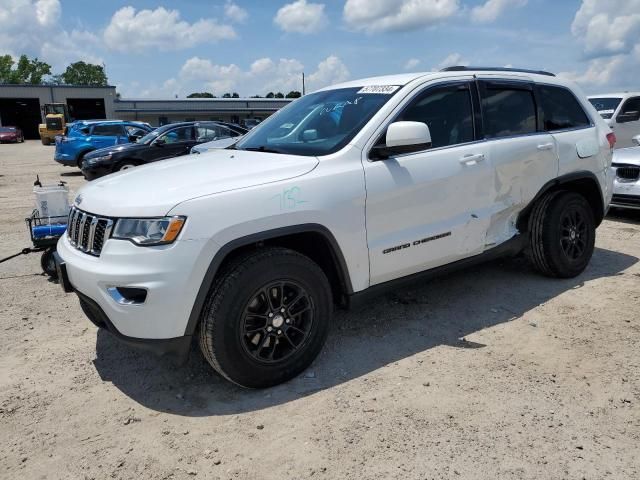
[561,1,640,91]
[224,1,248,23]
[274,0,328,34]
[571,0,640,58]
[471,0,527,23]
[434,52,468,70]
[129,55,349,98]
[0,0,100,70]
[306,55,350,91]
[343,0,459,33]
[103,6,236,52]
[404,58,421,70]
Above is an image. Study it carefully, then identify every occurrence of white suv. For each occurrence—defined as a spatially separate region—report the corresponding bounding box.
[55,67,614,388]
[589,92,640,149]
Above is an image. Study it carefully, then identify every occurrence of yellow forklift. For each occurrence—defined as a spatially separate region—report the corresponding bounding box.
[38,103,70,145]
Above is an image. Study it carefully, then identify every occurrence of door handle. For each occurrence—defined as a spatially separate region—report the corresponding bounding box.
[460,153,485,165]
[537,143,554,151]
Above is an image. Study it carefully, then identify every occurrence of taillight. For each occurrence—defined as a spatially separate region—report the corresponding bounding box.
[606,132,616,149]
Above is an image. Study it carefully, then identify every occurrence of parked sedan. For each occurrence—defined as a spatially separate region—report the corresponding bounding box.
[0,126,24,143]
[81,121,237,180]
[610,145,640,210]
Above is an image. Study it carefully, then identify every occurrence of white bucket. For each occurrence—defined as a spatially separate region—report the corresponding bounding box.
[33,184,70,221]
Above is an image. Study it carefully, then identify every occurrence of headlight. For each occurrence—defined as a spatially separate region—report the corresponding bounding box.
[86,154,112,164]
[112,216,186,246]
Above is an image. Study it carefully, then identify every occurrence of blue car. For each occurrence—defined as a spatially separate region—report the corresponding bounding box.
[54,120,153,168]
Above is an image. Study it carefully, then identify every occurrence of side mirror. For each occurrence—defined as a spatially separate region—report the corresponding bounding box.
[617,111,640,123]
[128,134,141,142]
[633,135,640,147]
[302,129,318,142]
[153,138,165,146]
[370,121,432,160]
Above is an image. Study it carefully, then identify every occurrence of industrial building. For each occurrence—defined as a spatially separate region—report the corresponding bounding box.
[0,84,291,139]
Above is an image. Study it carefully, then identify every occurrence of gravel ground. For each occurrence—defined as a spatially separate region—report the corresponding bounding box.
[1,141,639,480]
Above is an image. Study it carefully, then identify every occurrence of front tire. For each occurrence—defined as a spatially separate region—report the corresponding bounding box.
[198,247,332,388]
[41,248,58,278]
[527,191,596,278]
[118,162,137,172]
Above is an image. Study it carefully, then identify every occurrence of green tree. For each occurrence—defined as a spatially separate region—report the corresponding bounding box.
[222,93,232,98]
[232,92,239,98]
[265,92,275,98]
[274,92,285,98]
[0,54,51,84]
[187,92,215,98]
[60,61,108,86]
[285,91,301,98]
[0,55,12,83]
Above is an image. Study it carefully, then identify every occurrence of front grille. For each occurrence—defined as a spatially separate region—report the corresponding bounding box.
[615,165,640,181]
[67,207,113,256]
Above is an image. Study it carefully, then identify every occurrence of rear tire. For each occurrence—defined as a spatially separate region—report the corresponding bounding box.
[527,191,595,278]
[198,247,332,388]
[41,137,50,145]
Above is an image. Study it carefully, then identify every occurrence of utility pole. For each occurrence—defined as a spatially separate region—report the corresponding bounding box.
[302,72,305,96]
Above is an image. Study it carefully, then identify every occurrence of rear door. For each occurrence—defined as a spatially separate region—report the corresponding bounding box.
[477,79,558,246]
[90,123,127,149]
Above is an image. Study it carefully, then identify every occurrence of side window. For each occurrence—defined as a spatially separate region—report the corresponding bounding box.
[397,84,474,148]
[481,84,537,138]
[196,126,233,141]
[92,124,125,136]
[538,85,590,131]
[158,126,194,144]
[618,97,640,123]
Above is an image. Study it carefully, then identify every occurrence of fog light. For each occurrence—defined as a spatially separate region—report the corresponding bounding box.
[107,287,147,305]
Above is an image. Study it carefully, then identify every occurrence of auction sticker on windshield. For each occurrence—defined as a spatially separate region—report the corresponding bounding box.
[357,85,400,94]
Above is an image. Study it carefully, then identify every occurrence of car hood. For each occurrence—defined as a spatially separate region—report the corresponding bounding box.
[613,146,640,166]
[74,149,319,217]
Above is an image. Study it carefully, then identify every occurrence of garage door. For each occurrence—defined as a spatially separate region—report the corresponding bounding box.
[0,98,41,139]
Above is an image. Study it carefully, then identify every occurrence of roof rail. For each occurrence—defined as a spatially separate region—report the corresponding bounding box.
[441,66,556,77]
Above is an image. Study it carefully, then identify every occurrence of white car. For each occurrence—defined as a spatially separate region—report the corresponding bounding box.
[55,67,614,388]
[589,93,640,149]
[611,145,640,210]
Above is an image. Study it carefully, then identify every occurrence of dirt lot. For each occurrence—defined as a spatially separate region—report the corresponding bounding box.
[1,141,639,480]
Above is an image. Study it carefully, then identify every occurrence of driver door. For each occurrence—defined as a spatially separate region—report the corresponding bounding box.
[363,81,493,285]
[149,126,196,162]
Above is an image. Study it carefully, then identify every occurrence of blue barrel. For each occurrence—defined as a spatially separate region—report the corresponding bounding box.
[32,224,67,239]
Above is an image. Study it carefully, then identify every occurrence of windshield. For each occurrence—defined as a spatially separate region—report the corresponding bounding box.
[0,127,16,132]
[235,86,400,156]
[588,97,622,119]
[137,129,162,144]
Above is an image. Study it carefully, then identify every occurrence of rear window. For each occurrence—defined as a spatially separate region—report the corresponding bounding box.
[588,97,622,119]
[539,85,591,131]
[482,85,537,138]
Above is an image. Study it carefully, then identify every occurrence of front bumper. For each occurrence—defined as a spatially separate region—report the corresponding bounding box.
[611,177,640,210]
[81,163,112,180]
[56,232,211,344]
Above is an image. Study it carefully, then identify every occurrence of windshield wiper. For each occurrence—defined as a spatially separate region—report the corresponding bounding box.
[239,146,284,154]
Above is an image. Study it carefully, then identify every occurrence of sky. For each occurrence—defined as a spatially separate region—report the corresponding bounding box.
[0,0,638,98]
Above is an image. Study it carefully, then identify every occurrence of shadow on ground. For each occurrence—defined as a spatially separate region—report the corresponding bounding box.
[93,247,637,416]
[607,207,640,225]
[60,171,83,177]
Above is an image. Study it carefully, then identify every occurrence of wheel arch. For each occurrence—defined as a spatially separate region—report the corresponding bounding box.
[75,148,95,167]
[184,224,353,336]
[517,171,606,232]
